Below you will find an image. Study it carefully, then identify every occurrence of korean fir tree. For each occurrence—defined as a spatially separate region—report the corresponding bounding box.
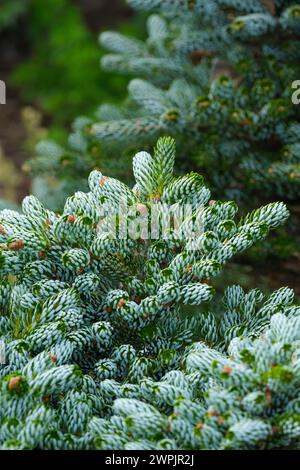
[1,137,299,450]
[31,0,300,207]
[99,0,300,202]
[94,291,300,450]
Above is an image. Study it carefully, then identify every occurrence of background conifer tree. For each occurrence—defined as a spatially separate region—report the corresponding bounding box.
[30,0,300,207]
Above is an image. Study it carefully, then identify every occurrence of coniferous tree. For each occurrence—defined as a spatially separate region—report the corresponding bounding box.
[1,138,299,450]
[31,0,300,207]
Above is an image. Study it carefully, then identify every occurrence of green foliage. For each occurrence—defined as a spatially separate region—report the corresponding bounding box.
[31,0,300,207]
[11,0,130,128]
[9,0,145,210]
[0,0,29,32]
[96,0,300,201]
[1,137,298,450]
[1,0,300,451]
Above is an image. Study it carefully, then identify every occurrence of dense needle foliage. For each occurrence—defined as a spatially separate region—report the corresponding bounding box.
[1,138,299,450]
[1,0,300,452]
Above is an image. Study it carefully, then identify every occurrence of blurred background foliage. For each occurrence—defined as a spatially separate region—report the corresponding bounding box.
[11,0,145,140]
[0,0,142,200]
[0,0,29,32]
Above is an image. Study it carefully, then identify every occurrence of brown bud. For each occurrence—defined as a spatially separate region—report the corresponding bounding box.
[136,203,148,217]
[209,200,216,206]
[117,298,126,308]
[154,192,161,202]
[50,354,57,364]
[0,224,6,235]
[190,49,211,65]
[8,376,22,391]
[38,251,45,258]
[163,302,173,309]
[265,387,272,405]
[185,265,192,273]
[195,422,204,430]
[105,306,113,313]
[42,396,50,404]
[67,214,77,223]
[218,416,225,425]
[223,366,233,374]
[8,239,24,251]
[99,176,108,187]
[45,218,51,226]
[207,409,218,417]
